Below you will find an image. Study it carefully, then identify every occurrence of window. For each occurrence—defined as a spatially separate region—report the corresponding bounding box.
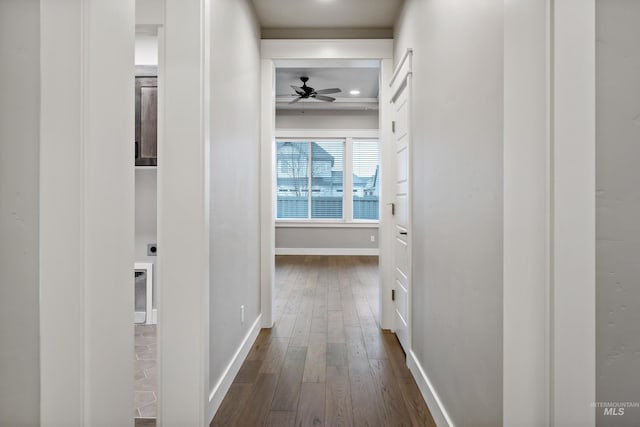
[276,138,379,221]
[277,141,344,219]
[352,141,380,220]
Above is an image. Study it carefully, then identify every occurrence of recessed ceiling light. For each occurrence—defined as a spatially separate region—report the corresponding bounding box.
[350,90,361,95]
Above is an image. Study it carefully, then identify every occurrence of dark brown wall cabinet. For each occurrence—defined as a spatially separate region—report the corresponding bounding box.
[135,76,157,166]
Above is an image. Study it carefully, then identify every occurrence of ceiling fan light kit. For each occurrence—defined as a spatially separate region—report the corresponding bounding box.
[289,76,342,104]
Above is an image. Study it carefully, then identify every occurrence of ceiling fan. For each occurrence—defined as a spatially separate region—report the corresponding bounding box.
[288,76,341,104]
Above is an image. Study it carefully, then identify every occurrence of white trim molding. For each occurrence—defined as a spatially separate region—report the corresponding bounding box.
[389,48,413,89]
[503,0,552,425]
[275,248,379,256]
[276,129,379,139]
[260,59,276,329]
[261,39,393,61]
[158,0,210,425]
[39,0,135,425]
[276,221,378,228]
[551,1,595,425]
[378,58,394,331]
[503,0,595,426]
[207,314,262,422]
[407,351,455,427]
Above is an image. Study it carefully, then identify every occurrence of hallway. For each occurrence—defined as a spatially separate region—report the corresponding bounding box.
[211,256,435,426]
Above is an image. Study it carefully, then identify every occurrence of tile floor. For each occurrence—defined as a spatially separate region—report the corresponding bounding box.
[135,324,157,420]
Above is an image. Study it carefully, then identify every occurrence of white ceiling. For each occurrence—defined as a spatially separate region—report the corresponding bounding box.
[276,67,380,111]
[252,0,404,29]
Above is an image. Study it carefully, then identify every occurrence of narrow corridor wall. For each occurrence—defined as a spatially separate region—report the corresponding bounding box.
[0,1,40,425]
[208,0,262,399]
[394,0,504,425]
[596,2,640,425]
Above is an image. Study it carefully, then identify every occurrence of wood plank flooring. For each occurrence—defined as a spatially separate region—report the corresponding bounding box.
[211,255,436,427]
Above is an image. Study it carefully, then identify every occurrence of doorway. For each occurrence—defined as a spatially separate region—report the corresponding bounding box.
[272,63,382,332]
[134,27,160,423]
[260,40,396,337]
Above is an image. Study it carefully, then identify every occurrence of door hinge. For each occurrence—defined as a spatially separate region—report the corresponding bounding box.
[392,289,395,301]
[392,121,396,133]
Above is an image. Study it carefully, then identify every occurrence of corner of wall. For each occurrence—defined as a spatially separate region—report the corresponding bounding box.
[407,351,456,427]
[207,314,262,423]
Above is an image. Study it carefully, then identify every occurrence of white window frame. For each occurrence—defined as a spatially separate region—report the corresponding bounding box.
[275,129,380,225]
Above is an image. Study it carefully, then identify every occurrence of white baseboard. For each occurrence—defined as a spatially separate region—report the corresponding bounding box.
[275,247,379,256]
[207,313,262,423]
[407,350,455,427]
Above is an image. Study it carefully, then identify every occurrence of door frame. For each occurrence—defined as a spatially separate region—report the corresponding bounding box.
[260,40,394,329]
[39,0,136,424]
[388,48,413,352]
[503,0,595,425]
[156,1,211,424]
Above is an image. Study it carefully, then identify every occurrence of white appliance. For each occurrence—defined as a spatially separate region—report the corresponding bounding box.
[134,262,155,324]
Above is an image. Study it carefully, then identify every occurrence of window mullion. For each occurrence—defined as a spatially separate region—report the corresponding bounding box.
[308,141,312,219]
[344,137,353,222]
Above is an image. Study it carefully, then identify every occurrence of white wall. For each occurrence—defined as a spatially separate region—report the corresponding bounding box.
[0,1,40,425]
[136,0,163,26]
[135,168,157,263]
[276,226,378,251]
[135,33,158,65]
[596,2,640,425]
[208,0,262,408]
[394,1,503,425]
[276,109,378,129]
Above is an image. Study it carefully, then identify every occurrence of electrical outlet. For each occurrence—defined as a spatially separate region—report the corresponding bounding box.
[147,243,157,256]
[370,235,375,242]
[240,305,245,324]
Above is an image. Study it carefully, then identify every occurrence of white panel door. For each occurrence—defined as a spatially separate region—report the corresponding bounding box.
[391,76,411,354]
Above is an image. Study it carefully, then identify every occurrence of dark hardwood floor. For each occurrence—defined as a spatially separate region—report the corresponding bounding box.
[211,255,436,427]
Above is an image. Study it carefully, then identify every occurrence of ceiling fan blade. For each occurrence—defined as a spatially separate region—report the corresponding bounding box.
[315,88,341,95]
[289,97,303,104]
[291,85,305,96]
[313,95,336,102]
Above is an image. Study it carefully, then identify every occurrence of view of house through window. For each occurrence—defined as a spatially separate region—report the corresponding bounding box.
[276,139,380,221]
[352,140,380,220]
